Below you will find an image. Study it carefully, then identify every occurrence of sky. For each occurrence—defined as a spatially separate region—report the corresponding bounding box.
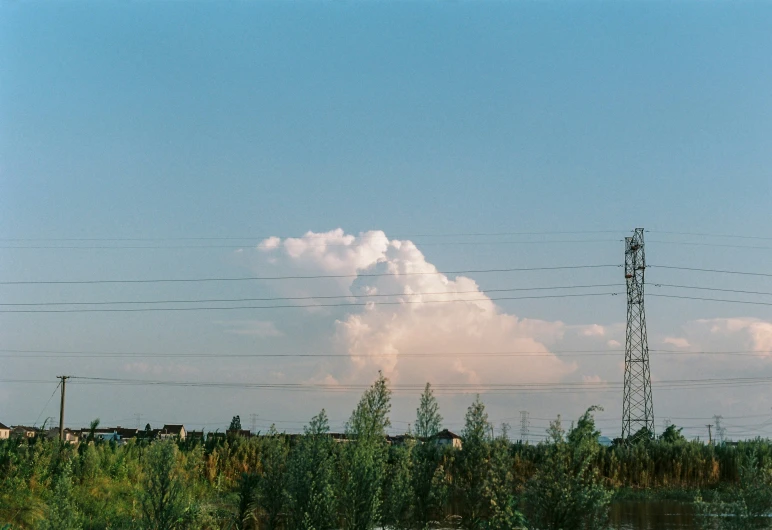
[1,1,771,441]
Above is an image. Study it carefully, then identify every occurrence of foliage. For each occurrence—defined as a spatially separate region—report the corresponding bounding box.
[455,395,525,530]
[285,410,338,530]
[456,395,493,528]
[86,419,100,444]
[139,440,191,529]
[254,426,287,530]
[340,372,392,530]
[230,416,242,432]
[40,459,82,530]
[382,442,414,529]
[415,383,443,439]
[233,472,259,530]
[5,386,772,529]
[660,424,687,444]
[524,406,612,530]
[696,450,772,529]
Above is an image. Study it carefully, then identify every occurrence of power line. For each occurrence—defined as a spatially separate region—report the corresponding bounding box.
[0,291,619,313]
[650,294,772,307]
[8,229,772,243]
[647,230,772,241]
[651,265,772,278]
[0,239,622,249]
[651,284,772,297]
[648,240,772,251]
[0,283,622,306]
[0,374,765,395]
[0,348,769,359]
[0,230,626,242]
[0,348,625,358]
[31,381,61,429]
[0,264,619,286]
[6,281,772,308]
[6,263,771,287]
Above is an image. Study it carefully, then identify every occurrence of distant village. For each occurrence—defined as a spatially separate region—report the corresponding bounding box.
[0,420,464,448]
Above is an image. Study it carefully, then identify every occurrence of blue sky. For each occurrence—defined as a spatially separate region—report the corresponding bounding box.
[1,2,771,439]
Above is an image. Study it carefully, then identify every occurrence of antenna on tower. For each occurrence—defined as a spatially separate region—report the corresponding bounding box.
[622,228,655,442]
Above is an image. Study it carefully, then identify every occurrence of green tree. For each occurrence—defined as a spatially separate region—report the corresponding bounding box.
[285,410,337,530]
[524,406,611,530]
[86,418,100,444]
[234,472,259,530]
[41,461,82,530]
[660,424,686,444]
[457,395,492,528]
[341,371,392,530]
[229,416,242,431]
[139,440,190,530]
[485,434,525,530]
[415,383,443,439]
[256,426,288,530]
[412,383,446,527]
[382,442,414,529]
[696,450,772,529]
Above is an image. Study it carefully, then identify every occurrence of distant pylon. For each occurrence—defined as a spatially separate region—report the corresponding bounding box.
[713,415,725,444]
[622,228,655,441]
[249,413,258,434]
[520,411,530,442]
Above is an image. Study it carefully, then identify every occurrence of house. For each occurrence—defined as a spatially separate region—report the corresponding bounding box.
[11,426,38,439]
[433,429,463,449]
[159,424,186,440]
[386,434,415,446]
[115,427,139,442]
[93,429,121,442]
[45,428,80,444]
[0,422,10,439]
[226,429,252,438]
[207,432,226,442]
[78,428,123,443]
[187,430,205,442]
[598,436,613,447]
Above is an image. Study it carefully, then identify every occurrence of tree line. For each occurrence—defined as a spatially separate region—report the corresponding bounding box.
[2,373,772,529]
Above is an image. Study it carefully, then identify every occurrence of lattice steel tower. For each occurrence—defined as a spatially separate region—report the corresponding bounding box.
[622,228,655,441]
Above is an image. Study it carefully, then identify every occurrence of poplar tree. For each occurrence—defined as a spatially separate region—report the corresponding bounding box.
[341,372,392,530]
[457,395,492,528]
[412,382,446,527]
[415,383,443,439]
[286,409,338,530]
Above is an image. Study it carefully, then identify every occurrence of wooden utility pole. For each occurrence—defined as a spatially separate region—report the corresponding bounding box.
[58,376,70,441]
[706,424,713,445]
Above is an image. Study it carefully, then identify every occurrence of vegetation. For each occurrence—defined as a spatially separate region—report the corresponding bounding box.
[2,375,772,529]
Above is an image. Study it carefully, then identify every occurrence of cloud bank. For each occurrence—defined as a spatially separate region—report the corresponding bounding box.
[250,229,584,385]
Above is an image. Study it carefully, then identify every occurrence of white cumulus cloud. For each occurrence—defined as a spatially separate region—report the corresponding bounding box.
[253,229,577,386]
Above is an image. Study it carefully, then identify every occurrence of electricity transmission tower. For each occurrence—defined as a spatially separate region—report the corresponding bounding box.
[622,228,655,442]
[713,415,726,444]
[249,413,258,434]
[520,411,530,443]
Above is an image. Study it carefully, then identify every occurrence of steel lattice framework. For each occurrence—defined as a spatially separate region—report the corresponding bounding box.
[622,228,655,441]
